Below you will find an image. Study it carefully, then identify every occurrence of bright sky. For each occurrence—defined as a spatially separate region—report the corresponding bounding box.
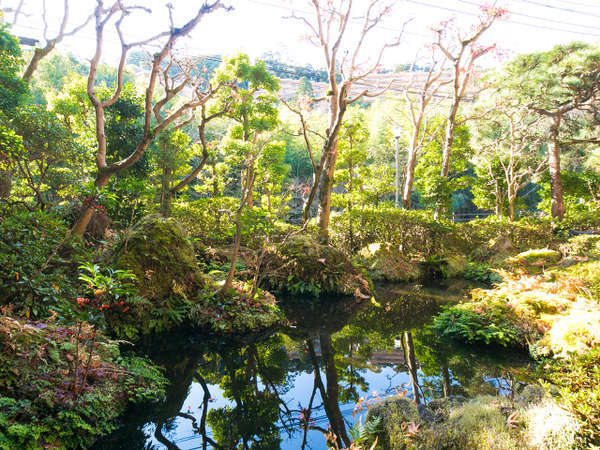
[4,0,600,71]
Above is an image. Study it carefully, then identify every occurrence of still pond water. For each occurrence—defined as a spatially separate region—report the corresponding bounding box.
[94,282,532,449]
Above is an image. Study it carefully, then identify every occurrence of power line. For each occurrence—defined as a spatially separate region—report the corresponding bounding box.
[456,0,600,32]
[403,0,600,37]
[511,0,600,19]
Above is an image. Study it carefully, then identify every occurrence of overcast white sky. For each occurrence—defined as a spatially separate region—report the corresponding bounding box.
[3,0,600,70]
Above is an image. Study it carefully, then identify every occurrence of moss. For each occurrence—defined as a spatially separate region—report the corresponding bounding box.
[115,214,204,300]
[506,249,562,274]
[357,243,425,282]
[525,399,582,450]
[111,214,206,336]
[365,397,420,450]
[0,316,166,449]
[260,234,372,300]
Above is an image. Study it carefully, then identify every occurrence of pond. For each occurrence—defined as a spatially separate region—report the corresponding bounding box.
[93,282,533,449]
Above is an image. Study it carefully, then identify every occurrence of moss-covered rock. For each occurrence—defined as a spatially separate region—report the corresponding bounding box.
[115,214,205,299]
[111,215,206,336]
[506,249,562,274]
[260,234,372,300]
[357,243,425,282]
[366,397,420,450]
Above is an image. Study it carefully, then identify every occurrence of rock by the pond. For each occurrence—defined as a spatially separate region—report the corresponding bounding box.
[505,248,561,274]
[115,214,205,299]
[110,214,206,337]
[365,397,420,450]
[260,234,372,300]
[357,243,425,282]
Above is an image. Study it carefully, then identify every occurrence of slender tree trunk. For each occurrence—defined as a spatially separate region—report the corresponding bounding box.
[404,332,421,404]
[508,194,515,222]
[441,101,459,178]
[0,169,11,198]
[548,120,565,220]
[320,333,351,447]
[402,133,419,209]
[442,365,451,398]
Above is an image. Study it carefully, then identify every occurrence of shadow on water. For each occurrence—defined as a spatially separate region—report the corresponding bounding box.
[93,282,532,449]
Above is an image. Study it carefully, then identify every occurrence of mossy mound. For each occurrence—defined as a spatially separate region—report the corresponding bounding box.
[357,243,425,282]
[365,397,420,450]
[506,249,561,274]
[111,215,206,337]
[260,234,372,300]
[190,281,284,334]
[115,214,205,299]
[0,316,166,449]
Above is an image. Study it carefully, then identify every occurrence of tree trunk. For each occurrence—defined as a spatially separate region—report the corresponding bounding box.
[317,150,336,243]
[0,169,11,198]
[548,122,565,220]
[402,136,418,209]
[320,333,351,447]
[442,365,451,398]
[71,173,111,236]
[404,332,421,404]
[441,101,459,178]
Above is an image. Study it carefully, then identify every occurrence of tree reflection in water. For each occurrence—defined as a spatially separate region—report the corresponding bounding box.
[93,283,532,449]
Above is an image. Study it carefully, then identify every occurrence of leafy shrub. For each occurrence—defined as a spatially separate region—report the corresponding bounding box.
[0,316,167,449]
[330,207,462,255]
[0,209,91,320]
[260,234,372,300]
[430,303,528,347]
[464,261,503,285]
[543,348,600,446]
[560,234,600,259]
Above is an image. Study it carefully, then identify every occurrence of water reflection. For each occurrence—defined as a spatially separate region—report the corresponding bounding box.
[93,284,531,449]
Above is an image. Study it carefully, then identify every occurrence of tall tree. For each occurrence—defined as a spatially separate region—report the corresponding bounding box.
[398,47,450,209]
[71,0,228,235]
[211,54,280,293]
[290,0,402,243]
[495,43,600,219]
[15,0,93,82]
[432,5,506,191]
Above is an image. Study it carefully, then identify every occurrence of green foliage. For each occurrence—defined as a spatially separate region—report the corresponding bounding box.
[464,261,502,285]
[431,303,526,347]
[330,207,461,255]
[190,282,283,334]
[0,25,28,112]
[0,316,166,449]
[6,104,82,205]
[0,209,91,320]
[260,234,372,299]
[543,348,600,446]
[414,118,472,213]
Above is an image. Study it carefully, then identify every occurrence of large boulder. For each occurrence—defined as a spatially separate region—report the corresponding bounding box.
[115,214,204,300]
[505,248,561,274]
[260,234,372,300]
[110,215,206,337]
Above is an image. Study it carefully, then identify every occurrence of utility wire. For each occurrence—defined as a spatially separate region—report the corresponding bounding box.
[403,0,600,37]
[511,0,600,19]
[456,0,600,32]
